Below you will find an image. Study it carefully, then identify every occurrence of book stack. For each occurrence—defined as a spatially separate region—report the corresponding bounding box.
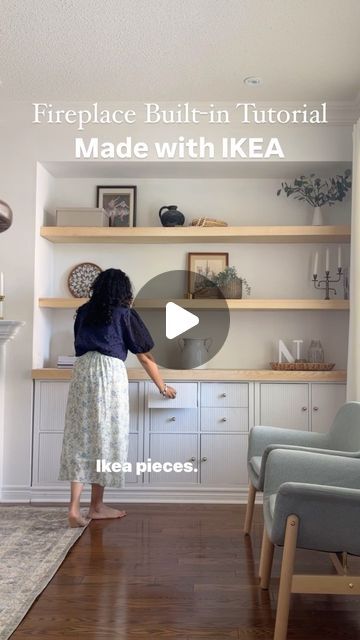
[57,355,76,368]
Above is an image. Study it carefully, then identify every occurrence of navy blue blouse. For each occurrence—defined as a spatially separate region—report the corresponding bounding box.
[74,303,154,361]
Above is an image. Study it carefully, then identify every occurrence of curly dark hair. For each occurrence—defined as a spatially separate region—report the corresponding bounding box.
[80,268,133,326]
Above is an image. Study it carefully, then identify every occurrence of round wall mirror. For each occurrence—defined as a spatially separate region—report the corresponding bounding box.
[0,200,13,232]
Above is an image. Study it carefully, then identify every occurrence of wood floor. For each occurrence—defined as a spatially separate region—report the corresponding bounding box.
[12,504,360,640]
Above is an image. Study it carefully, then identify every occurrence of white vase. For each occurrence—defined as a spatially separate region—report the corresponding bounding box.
[178,338,212,369]
[312,206,324,225]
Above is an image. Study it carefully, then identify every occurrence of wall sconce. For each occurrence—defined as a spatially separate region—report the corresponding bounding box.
[0,200,13,232]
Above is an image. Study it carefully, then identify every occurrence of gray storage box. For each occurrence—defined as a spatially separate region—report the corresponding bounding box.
[56,208,108,227]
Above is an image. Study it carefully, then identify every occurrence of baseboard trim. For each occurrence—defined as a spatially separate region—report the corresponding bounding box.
[1,484,263,504]
[0,485,32,502]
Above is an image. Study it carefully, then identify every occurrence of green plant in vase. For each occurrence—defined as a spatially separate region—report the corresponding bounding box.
[214,266,251,299]
[276,170,351,225]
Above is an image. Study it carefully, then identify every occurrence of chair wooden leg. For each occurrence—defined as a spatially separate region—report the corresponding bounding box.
[244,482,257,535]
[274,515,299,640]
[260,527,274,589]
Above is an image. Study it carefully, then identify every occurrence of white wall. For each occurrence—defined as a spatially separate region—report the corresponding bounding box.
[0,100,354,498]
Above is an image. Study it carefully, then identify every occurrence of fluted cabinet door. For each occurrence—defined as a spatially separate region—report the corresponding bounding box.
[259,383,309,429]
[200,434,248,485]
[311,383,346,433]
[149,434,198,484]
[37,432,64,484]
[126,433,142,484]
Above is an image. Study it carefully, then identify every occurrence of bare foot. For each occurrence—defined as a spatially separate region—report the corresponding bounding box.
[68,512,89,528]
[87,504,127,520]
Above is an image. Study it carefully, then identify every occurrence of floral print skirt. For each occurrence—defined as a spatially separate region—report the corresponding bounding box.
[58,351,129,487]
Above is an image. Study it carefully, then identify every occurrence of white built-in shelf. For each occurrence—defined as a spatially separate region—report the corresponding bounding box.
[38,298,349,311]
[40,225,351,244]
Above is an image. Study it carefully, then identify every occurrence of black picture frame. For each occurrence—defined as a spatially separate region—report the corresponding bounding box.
[96,185,137,227]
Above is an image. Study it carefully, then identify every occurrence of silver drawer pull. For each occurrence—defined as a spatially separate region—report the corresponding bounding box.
[169,416,176,421]
[301,406,308,412]
[190,456,196,462]
[201,456,208,462]
[221,393,227,398]
[221,417,227,422]
[313,406,319,412]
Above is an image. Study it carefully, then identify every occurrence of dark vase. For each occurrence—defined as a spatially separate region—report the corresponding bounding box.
[159,205,185,227]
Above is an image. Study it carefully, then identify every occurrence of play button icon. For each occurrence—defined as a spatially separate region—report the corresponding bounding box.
[132,269,230,369]
[166,302,199,339]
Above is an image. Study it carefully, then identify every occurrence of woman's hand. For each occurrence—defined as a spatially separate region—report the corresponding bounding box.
[136,352,176,399]
[162,385,176,399]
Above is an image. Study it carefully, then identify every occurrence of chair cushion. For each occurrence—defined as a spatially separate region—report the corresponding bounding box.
[249,456,262,479]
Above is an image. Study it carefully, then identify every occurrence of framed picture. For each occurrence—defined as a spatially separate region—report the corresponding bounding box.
[96,185,137,227]
[187,252,229,294]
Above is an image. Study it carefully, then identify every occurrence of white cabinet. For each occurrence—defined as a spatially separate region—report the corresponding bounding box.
[259,383,309,429]
[150,408,197,432]
[201,408,248,432]
[147,382,197,408]
[32,378,346,497]
[311,383,346,433]
[32,380,144,486]
[201,383,248,407]
[200,434,248,485]
[37,432,64,484]
[148,434,198,484]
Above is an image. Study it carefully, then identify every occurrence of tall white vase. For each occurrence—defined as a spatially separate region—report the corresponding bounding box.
[178,338,212,369]
[312,206,324,225]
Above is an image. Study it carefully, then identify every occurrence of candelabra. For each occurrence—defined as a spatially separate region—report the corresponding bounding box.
[313,268,344,300]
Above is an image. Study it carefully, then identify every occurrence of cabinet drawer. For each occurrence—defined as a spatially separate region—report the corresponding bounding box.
[147,382,197,408]
[200,383,248,407]
[150,409,198,432]
[201,408,248,432]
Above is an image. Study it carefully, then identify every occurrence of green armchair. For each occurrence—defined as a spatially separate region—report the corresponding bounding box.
[259,448,360,640]
[244,401,360,534]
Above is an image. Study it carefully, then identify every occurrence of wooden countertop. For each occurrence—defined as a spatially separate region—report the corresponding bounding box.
[31,368,347,382]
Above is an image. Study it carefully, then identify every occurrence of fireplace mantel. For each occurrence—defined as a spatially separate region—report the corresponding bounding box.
[0,321,25,345]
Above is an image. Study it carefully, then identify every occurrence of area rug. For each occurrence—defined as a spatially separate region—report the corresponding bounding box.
[0,506,88,640]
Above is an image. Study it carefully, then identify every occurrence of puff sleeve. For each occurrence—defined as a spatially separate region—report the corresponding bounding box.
[122,308,154,354]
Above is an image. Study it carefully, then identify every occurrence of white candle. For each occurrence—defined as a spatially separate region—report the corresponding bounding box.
[313,252,319,276]
[0,272,4,296]
[338,246,342,269]
[325,248,330,272]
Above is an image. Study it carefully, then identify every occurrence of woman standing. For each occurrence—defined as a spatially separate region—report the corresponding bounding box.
[59,268,176,527]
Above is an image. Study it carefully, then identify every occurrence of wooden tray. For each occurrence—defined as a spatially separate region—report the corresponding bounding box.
[270,362,335,371]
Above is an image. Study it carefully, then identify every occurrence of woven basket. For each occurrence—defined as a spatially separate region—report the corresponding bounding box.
[191,217,228,227]
[192,286,221,299]
[218,278,242,299]
[270,362,335,371]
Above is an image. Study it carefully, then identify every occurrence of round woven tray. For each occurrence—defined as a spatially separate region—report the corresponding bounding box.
[270,362,335,371]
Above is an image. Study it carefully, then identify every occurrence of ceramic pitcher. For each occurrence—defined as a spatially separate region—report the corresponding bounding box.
[178,338,212,369]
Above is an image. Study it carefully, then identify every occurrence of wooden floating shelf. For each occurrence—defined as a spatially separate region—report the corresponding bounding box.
[39,298,350,311]
[31,368,347,382]
[40,225,351,244]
